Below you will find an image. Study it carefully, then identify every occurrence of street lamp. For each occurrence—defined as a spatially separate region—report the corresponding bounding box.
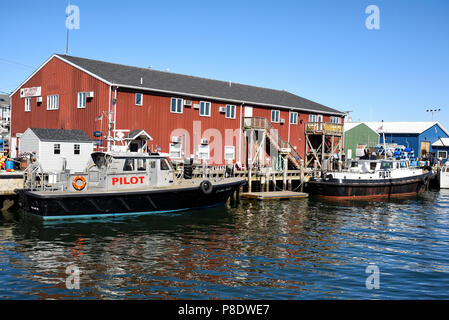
[426,108,441,121]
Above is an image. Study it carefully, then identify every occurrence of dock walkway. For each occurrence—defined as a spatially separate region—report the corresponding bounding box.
[0,172,24,195]
[241,191,308,200]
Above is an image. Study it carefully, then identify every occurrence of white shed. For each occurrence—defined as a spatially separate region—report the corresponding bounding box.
[19,128,94,173]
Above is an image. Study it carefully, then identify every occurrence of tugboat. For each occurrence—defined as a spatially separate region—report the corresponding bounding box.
[15,152,245,220]
[306,159,434,199]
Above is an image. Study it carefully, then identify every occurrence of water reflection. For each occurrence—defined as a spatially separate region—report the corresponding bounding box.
[1,191,449,299]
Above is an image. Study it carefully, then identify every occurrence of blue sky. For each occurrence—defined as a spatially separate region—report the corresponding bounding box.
[1,0,448,128]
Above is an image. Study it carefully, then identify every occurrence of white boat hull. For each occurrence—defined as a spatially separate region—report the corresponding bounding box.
[440,168,449,189]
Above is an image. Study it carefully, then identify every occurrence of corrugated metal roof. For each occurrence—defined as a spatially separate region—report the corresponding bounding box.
[55,54,344,116]
[432,138,449,147]
[364,122,449,136]
[30,128,92,142]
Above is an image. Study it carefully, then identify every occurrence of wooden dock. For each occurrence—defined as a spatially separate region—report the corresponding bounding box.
[0,172,23,211]
[240,191,308,200]
[0,172,24,196]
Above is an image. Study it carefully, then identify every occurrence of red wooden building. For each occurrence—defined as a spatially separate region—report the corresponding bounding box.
[10,54,345,167]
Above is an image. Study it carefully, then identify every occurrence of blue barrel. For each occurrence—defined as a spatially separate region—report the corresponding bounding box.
[5,161,14,170]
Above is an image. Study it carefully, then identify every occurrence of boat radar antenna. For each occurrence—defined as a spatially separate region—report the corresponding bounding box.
[112,129,130,149]
[343,110,353,122]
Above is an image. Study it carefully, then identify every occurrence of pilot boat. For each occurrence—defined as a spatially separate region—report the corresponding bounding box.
[15,152,245,220]
[306,159,434,199]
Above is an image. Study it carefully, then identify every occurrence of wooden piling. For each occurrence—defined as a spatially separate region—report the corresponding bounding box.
[265,173,269,191]
[248,160,252,193]
[236,185,241,204]
[283,156,287,191]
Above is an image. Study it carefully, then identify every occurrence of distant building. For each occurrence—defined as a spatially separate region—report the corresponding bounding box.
[432,138,449,164]
[343,122,379,159]
[0,94,10,152]
[364,122,449,160]
[19,128,93,172]
[0,94,10,126]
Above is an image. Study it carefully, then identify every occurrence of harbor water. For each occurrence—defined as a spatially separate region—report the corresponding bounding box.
[1,190,449,299]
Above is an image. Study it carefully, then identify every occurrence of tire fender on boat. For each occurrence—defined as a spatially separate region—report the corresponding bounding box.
[200,180,213,195]
[72,176,86,191]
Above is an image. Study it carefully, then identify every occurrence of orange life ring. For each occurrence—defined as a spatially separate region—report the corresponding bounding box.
[72,176,86,191]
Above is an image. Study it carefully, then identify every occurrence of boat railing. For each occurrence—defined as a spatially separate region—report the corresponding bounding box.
[23,162,44,190]
[23,162,67,192]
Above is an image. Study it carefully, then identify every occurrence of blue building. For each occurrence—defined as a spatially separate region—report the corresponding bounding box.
[432,138,449,164]
[364,122,449,161]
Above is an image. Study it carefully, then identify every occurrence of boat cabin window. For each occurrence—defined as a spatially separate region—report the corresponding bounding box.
[351,161,358,168]
[160,159,170,171]
[91,153,110,169]
[137,158,146,171]
[123,159,134,171]
[150,160,156,169]
[380,161,393,170]
[370,162,377,170]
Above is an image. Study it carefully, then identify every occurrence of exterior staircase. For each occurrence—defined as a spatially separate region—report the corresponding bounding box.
[243,117,302,169]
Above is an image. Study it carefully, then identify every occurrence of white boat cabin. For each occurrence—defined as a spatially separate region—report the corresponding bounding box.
[39,152,176,192]
[347,159,412,173]
[85,152,174,191]
[330,159,423,181]
[440,165,449,189]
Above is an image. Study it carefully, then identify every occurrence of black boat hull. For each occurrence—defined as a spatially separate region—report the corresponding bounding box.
[305,172,433,200]
[16,179,245,220]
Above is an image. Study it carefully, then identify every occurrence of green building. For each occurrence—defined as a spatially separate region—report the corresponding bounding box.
[344,122,379,159]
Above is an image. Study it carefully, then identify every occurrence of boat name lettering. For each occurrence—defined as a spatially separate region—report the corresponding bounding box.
[112,176,145,185]
[379,171,391,179]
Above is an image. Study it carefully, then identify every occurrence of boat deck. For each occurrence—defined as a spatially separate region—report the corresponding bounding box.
[28,177,245,196]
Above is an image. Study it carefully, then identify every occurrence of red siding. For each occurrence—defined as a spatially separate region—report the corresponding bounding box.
[11,57,110,140]
[113,91,243,164]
